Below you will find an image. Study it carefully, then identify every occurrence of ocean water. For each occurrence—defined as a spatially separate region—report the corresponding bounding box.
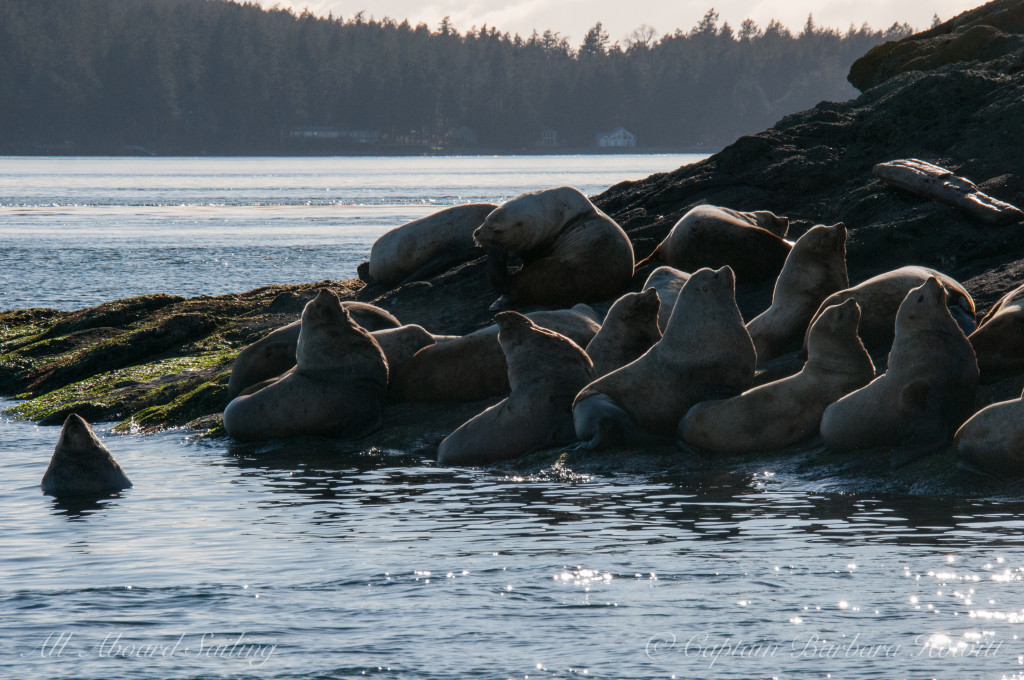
[3,156,1024,679]
[0,155,699,311]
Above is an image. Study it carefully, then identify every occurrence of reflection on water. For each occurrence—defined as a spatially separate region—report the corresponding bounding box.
[3,406,1024,679]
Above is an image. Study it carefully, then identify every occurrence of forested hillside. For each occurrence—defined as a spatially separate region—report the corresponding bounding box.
[0,0,913,154]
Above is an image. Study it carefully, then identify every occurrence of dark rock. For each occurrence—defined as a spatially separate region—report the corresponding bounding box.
[849,0,1024,91]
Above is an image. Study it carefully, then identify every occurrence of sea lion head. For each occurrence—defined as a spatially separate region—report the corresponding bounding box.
[495,310,592,390]
[896,276,949,331]
[296,289,378,370]
[42,414,132,495]
[799,222,847,257]
[611,287,661,326]
[807,298,861,353]
[474,187,589,253]
[753,211,789,238]
[57,413,106,457]
[494,310,537,350]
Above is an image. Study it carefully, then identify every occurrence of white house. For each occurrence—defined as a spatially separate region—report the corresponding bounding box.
[595,127,636,148]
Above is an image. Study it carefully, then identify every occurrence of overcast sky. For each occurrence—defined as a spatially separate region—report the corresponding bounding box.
[261,0,985,43]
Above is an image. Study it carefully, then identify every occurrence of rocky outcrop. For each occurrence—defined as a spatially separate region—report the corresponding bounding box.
[848,0,1024,91]
[3,2,1024,454]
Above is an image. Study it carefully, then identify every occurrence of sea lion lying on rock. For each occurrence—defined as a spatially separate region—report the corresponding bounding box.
[391,305,600,402]
[573,266,756,449]
[223,289,388,441]
[638,205,792,283]
[642,266,690,331]
[820,277,979,457]
[969,282,1024,378]
[746,223,849,363]
[437,312,593,466]
[41,414,132,496]
[228,301,399,398]
[361,203,497,285]
[804,265,975,357]
[585,289,662,378]
[474,186,634,306]
[955,388,1024,476]
[681,299,874,454]
[873,159,1024,226]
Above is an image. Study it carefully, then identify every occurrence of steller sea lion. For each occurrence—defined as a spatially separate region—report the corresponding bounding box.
[41,414,132,496]
[474,186,634,306]
[390,305,600,402]
[223,289,388,441]
[642,265,691,331]
[227,301,399,398]
[573,266,756,449]
[746,223,849,362]
[637,205,792,283]
[955,387,1024,476]
[363,203,497,285]
[804,266,975,358]
[585,288,662,377]
[437,312,594,466]
[968,282,1024,378]
[820,277,979,456]
[681,299,875,454]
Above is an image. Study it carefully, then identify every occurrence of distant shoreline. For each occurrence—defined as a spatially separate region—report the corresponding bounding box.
[1,146,719,159]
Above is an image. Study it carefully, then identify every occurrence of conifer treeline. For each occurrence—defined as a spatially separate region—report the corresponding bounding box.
[0,0,913,154]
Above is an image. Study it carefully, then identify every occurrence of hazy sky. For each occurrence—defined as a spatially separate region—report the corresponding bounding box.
[263,0,985,43]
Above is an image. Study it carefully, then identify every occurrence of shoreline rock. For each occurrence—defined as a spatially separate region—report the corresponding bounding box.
[3,1,1024,496]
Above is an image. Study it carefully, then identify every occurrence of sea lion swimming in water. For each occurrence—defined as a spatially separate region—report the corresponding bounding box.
[41,414,132,496]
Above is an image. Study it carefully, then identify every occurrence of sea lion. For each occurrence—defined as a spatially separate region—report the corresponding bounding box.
[391,305,600,402]
[363,203,497,285]
[41,414,132,496]
[746,223,849,362]
[573,266,756,448]
[642,266,691,331]
[969,282,1024,378]
[437,312,594,466]
[585,288,662,377]
[681,299,874,454]
[474,186,634,306]
[804,266,976,356]
[223,289,388,441]
[227,301,400,398]
[955,388,1024,476]
[638,205,792,283]
[820,277,979,455]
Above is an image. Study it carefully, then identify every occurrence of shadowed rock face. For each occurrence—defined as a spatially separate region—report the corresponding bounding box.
[41,414,132,496]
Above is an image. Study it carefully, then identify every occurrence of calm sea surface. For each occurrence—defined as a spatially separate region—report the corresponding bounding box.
[3,156,1024,680]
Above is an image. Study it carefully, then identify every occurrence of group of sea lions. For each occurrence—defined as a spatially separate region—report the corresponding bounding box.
[42,185,1024,496]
